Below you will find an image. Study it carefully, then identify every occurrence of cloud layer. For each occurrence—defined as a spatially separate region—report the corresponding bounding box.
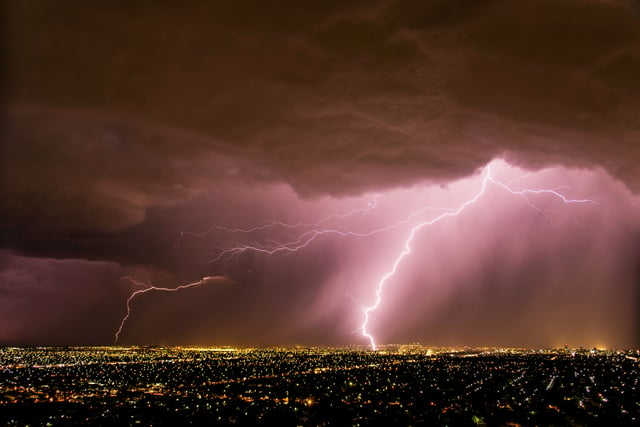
[2,164,637,347]
[3,0,639,234]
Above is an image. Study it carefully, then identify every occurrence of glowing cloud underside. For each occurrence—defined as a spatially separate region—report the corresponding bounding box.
[359,165,595,350]
[115,160,596,347]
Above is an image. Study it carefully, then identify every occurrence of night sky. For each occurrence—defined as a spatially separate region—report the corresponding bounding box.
[2,0,639,348]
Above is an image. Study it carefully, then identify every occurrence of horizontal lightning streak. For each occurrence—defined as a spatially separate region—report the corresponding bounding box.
[209,205,456,264]
[175,195,379,248]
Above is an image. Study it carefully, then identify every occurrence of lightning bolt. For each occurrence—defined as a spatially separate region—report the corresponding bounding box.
[207,203,456,265]
[114,276,227,343]
[175,195,379,248]
[116,161,596,347]
[359,165,596,350]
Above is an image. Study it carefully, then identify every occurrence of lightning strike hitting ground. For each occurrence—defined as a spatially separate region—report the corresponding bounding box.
[115,161,596,347]
[359,165,596,350]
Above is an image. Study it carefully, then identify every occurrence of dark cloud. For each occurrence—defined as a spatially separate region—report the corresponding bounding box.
[2,0,639,235]
[1,106,274,232]
[0,251,128,344]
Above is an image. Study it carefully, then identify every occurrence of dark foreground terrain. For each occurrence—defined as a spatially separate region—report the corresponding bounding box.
[1,346,638,426]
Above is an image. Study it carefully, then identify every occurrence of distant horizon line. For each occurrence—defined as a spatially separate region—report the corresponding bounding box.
[1,344,636,351]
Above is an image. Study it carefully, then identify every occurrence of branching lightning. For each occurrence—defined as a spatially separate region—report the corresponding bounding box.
[359,165,596,350]
[116,161,596,348]
[174,195,379,248]
[115,276,226,343]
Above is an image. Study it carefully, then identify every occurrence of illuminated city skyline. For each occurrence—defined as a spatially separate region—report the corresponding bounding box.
[2,346,638,425]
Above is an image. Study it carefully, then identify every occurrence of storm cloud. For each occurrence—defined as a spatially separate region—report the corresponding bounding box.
[1,0,639,347]
[3,0,639,234]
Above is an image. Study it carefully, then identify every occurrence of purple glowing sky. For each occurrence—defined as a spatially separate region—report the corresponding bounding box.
[1,0,639,347]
